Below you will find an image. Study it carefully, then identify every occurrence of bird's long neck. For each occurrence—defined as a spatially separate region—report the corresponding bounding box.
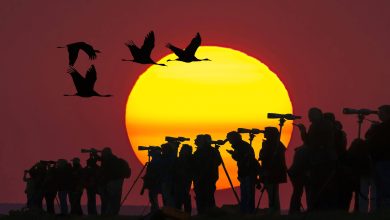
[122,59,134,62]
[155,63,167,66]
[57,46,65,49]
[64,94,77,96]
[167,59,179,62]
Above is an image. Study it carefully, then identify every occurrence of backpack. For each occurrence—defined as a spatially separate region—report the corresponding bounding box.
[118,159,131,179]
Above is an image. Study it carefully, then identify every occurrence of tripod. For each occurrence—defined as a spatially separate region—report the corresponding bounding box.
[214,144,241,204]
[120,153,151,207]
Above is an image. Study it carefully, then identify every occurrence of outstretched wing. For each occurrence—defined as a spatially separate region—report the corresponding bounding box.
[67,44,79,66]
[140,31,155,57]
[184,33,201,56]
[166,43,185,58]
[85,65,97,91]
[67,66,85,93]
[125,41,141,60]
[71,42,98,60]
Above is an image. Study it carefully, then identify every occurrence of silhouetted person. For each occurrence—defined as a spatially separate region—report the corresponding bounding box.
[55,159,72,215]
[258,127,287,213]
[27,161,47,211]
[42,161,57,214]
[288,144,310,214]
[122,31,166,66]
[142,148,163,212]
[69,157,84,215]
[23,169,34,209]
[366,105,390,209]
[160,142,178,207]
[100,147,128,215]
[346,138,375,212]
[226,131,259,214]
[174,144,193,214]
[64,65,112,98]
[324,112,347,158]
[57,42,100,66]
[193,134,222,214]
[295,107,335,211]
[84,157,101,215]
[166,33,211,63]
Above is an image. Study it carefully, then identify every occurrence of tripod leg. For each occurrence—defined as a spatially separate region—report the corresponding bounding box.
[255,188,265,214]
[120,162,148,206]
[221,159,241,204]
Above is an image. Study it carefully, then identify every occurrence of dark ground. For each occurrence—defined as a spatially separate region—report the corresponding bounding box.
[1,206,390,220]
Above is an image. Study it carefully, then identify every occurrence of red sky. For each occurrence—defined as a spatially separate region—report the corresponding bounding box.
[1,1,390,210]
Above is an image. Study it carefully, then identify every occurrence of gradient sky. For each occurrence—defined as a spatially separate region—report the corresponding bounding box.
[1,1,390,210]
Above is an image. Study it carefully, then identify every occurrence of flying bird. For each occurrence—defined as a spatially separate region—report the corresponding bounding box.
[57,42,101,66]
[64,65,112,97]
[122,31,166,66]
[166,33,210,63]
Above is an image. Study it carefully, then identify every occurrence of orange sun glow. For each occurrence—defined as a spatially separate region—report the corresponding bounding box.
[125,46,293,190]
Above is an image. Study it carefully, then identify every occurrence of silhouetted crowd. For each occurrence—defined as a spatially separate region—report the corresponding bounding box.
[23,105,390,216]
[23,147,130,216]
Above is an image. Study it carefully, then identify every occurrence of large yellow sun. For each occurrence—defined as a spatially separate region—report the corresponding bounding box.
[126,46,293,190]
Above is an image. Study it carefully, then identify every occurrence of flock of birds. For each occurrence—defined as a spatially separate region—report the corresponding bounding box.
[57,31,210,97]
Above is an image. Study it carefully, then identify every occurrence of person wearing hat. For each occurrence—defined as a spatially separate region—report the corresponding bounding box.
[258,127,287,213]
[69,157,84,215]
[226,131,259,214]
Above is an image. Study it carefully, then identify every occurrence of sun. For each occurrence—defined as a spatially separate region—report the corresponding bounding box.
[125,46,293,190]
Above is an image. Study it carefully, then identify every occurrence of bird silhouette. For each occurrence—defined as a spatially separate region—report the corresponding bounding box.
[57,42,101,66]
[122,31,166,66]
[166,33,210,63]
[64,65,112,97]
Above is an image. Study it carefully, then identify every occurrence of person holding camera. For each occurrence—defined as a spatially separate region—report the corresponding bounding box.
[193,134,222,214]
[174,144,193,214]
[258,127,287,213]
[366,105,390,209]
[84,157,101,215]
[55,159,72,215]
[160,142,178,207]
[226,131,258,214]
[142,147,163,212]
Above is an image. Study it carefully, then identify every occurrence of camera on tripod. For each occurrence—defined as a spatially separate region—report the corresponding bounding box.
[138,146,161,151]
[165,136,190,142]
[343,108,378,115]
[211,139,227,145]
[267,113,302,120]
[237,128,264,134]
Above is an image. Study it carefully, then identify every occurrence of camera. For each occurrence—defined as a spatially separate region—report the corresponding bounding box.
[237,128,264,134]
[267,113,302,120]
[165,136,190,142]
[81,148,102,154]
[138,146,161,151]
[343,108,378,115]
[211,139,227,145]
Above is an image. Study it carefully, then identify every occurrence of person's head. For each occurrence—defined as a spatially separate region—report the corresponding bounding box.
[264,127,280,142]
[102,147,112,159]
[149,148,162,158]
[378,105,390,122]
[194,134,212,149]
[323,112,336,123]
[180,144,193,157]
[226,131,242,146]
[308,107,323,123]
[56,159,68,168]
[71,157,80,166]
